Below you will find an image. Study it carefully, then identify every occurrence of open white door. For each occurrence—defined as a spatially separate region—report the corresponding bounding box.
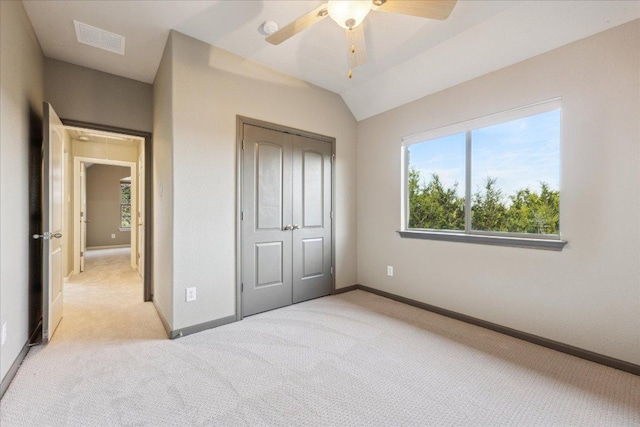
[37,102,65,343]
[80,163,87,272]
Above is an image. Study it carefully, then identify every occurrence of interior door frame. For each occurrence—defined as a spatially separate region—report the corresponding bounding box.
[235,116,336,321]
[80,162,86,272]
[73,157,137,271]
[62,119,154,302]
[137,151,145,278]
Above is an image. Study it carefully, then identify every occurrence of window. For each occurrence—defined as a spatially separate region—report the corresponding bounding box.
[401,100,565,250]
[120,180,131,229]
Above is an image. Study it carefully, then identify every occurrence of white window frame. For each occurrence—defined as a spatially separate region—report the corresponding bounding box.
[399,98,567,250]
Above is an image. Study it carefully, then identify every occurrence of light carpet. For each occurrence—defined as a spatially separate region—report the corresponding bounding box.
[1,249,638,426]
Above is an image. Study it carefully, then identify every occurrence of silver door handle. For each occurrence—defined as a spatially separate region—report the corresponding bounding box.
[283,224,293,231]
[32,232,62,240]
[292,224,299,230]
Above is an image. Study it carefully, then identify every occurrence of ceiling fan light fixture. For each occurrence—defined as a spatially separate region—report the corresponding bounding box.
[327,0,372,29]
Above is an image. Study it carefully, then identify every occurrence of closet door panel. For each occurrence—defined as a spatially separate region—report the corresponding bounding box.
[241,125,293,317]
[292,135,332,304]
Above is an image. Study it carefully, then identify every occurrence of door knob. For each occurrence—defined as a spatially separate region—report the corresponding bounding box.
[292,224,300,230]
[32,232,62,240]
[283,224,293,231]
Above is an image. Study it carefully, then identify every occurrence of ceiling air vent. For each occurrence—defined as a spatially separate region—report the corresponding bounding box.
[74,20,125,55]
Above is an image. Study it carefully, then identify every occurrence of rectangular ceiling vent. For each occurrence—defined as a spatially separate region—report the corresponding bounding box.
[74,20,125,55]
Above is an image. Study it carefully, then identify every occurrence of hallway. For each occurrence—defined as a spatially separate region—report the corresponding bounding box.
[57,247,165,341]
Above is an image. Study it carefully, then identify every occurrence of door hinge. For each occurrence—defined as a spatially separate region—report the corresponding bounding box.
[241,283,244,292]
[80,212,84,218]
[242,140,245,150]
[330,211,333,220]
[331,154,335,163]
[330,266,334,276]
[80,251,84,257]
[241,211,244,221]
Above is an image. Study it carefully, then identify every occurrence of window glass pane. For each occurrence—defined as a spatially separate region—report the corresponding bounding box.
[120,182,132,228]
[407,133,466,231]
[121,204,131,228]
[120,183,131,204]
[471,109,560,234]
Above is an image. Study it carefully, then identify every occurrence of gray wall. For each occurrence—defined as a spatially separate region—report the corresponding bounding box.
[356,20,640,365]
[86,165,132,248]
[153,31,358,331]
[0,1,44,382]
[152,36,174,327]
[44,58,153,133]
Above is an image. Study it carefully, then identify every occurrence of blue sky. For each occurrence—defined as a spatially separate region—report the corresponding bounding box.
[408,110,560,201]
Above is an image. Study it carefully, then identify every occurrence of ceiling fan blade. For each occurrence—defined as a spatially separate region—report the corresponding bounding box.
[346,25,367,68]
[374,0,457,20]
[266,3,329,45]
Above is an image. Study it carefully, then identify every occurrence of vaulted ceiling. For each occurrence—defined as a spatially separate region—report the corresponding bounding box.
[22,1,640,120]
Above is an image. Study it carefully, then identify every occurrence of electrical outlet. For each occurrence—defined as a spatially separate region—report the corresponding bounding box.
[111,234,116,239]
[387,266,394,277]
[1,322,7,346]
[186,287,197,302]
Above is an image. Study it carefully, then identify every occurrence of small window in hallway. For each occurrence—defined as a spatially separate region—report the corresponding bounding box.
[120,179,131,228]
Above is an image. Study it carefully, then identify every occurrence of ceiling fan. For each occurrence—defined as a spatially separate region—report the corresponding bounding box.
[265,0,457,78]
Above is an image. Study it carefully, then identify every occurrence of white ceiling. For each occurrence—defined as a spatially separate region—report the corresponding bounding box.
[23,1,640,121]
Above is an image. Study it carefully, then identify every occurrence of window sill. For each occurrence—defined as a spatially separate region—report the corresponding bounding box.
[119,228,131,232]
[397,230,567,251]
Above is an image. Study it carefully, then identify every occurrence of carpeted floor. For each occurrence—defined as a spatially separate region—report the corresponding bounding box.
[1,248,639,426]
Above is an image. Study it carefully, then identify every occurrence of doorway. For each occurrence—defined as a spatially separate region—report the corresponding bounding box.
[63,120,153,302]
[74,158,137,273]
[236,117,336,318]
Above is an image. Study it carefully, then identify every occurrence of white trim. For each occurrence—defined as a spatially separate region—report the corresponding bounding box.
[399,147,408,231]
[73,156,137,273]
[402,98,562,146]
